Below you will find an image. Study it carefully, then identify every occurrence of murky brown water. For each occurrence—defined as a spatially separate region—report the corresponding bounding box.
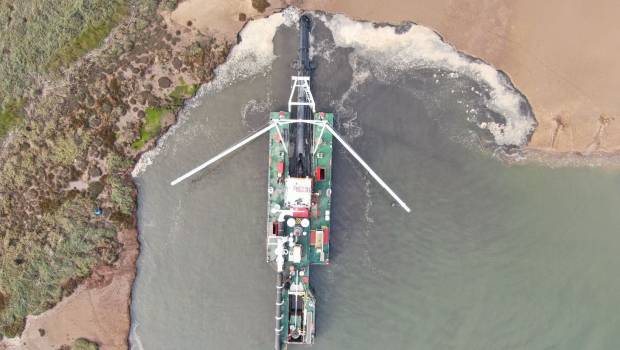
[131,10,620,350]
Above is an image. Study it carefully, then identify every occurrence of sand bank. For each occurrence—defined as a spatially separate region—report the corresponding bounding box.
[172,0,620,155]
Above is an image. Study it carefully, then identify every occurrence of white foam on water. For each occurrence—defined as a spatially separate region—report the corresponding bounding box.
[332,54,372,139]
[321,14,536,146]
[133,8,537,178]
[281,6,302,26]
[133,11,293,177]
[240,97,273,128]
[129,322,145,350]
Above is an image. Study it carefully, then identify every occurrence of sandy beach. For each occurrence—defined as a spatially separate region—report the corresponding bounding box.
[173,0,620,154]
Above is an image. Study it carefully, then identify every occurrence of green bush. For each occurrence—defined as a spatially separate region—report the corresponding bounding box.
[72,338,99,350]
[109,176,134,215]
[106,152,133,174]
[169,81,198,107]
[0,196,116,337]
[51,136,80,166]
[162,0,178,11]
[131,107,168,149]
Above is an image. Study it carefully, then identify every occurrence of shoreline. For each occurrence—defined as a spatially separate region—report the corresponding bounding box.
[0,3,230,348]
[3,1,620,349]
[171,0,620,157]
[1,229,138,350]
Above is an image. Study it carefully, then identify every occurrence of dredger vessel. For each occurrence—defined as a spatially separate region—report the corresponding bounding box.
[171,14,410,350]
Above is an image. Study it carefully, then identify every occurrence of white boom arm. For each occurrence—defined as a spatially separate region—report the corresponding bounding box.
[170,123,276,186]
[274,119,410,212]
[170,119,410,213]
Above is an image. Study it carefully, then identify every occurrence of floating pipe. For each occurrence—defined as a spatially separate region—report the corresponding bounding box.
[274,272,284,350]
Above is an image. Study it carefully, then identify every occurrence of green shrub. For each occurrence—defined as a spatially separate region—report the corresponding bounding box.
[72,338,99,350]
[0,100,24,138]
[169,81,198,107]
[109,176,134,215]
[106,152,133,174]
[51,136,79,166]
[162,0,178,11]
[131,107,168,149]
[0,196,116,337]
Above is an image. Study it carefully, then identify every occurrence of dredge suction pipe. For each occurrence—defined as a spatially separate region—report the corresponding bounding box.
[293,14,313,177]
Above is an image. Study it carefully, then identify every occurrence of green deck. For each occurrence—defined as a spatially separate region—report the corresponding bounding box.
[266,111,334,347]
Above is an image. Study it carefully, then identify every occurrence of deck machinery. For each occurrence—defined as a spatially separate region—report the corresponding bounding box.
[265,110,334,347]
[170,14,410,350]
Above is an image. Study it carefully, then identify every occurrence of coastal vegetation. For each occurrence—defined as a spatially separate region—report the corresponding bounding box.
[72,337,100,350]
[0,0,128,117]
[132,81,198,149]
[169,80,199,107]
[0,0,229,339]
[46,1,129,72]
[0,99,23,138]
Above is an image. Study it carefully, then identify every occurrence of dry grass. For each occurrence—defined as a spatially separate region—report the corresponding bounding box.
[0,0,137,337]
[72,337,99,350]
[0,0,128,130]
[0,194,118,337]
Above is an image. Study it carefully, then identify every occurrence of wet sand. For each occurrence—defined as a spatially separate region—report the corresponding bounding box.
[172,0,620,154]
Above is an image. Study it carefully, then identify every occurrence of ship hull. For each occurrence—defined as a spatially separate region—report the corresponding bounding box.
[266,111,334,348]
